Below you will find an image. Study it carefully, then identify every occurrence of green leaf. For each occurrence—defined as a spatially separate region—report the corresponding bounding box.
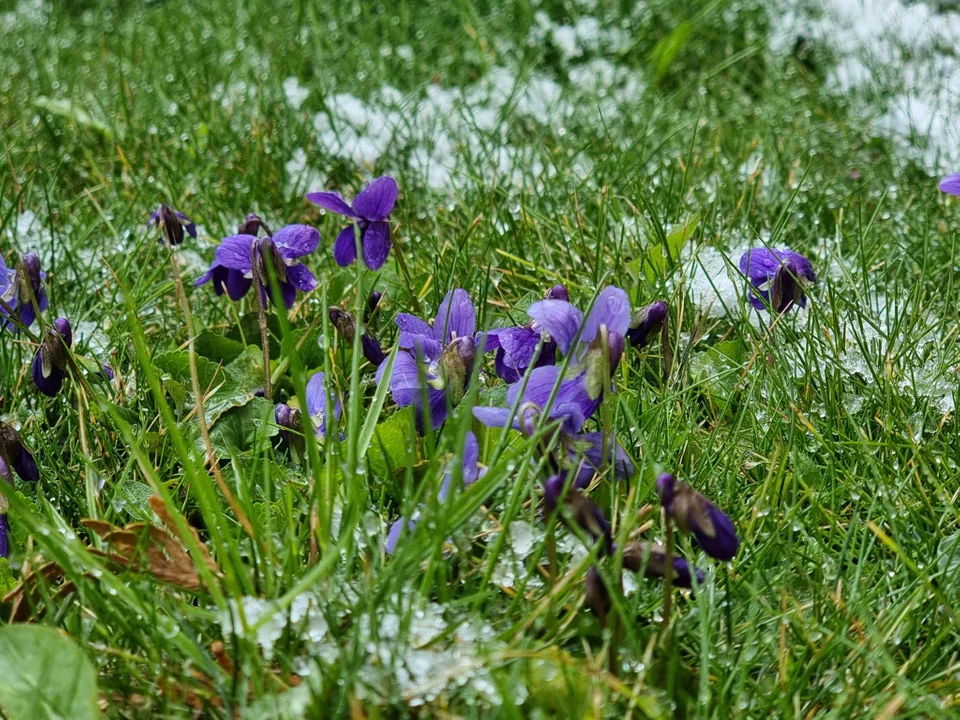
[202,397,278,455]
[512,291,541,314]
[195,330,246,364]
[0,625,99,720]
[651,21,692,80]
[368,409,417,478]
[155,345,265,423]
[117,481,155,519]
[665,213,699,262]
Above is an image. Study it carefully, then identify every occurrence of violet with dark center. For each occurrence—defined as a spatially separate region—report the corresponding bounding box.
[329,307,385,367]
[739,248,816,314]
[307,176,398,271]
[148,204,197,247]
[195,214,267,301]
[32,317,72,397]
[376,288,493,432]
[488,284,568,384]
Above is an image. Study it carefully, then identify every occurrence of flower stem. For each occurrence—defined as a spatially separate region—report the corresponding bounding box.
[661,514,674,645]
[251,253,272,400]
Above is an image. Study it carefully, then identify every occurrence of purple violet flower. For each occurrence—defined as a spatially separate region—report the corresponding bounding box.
[527,285,631,402]
[194,215,265,301]
[32,317,72,397]
[329,307,385,367]
[621,541,705,589]
[738,248,816,314]
[0,422,40,483]
[656,473,739,561]
[0,511,8,559]
[274,403,304,458]
[376,288,493,432]
[148,205,197,247]
[307,176,398,271]
[305,371,342,439]
[626,300,667,349]
[200,223,319,308]
[488,285,569,384]
[939,175,960,195]
[0,252,49,330]
[385,431,484,554]
[473,365,634,487]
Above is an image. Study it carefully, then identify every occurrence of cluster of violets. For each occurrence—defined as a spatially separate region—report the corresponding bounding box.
[0,169,825,629]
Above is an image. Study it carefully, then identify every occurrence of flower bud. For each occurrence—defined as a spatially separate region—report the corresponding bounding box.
[546,284,569,302]
[440,335,475,406]
[626,300,667,348]
[621,541,705,589]
[585,566,610,626]
[656,473,739,561]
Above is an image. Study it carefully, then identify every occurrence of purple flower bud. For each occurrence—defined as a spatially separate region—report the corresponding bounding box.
[0,422,39,483]
[361,333,385,367]
[621,541,705,589]
[274,402,304,458]
[626,301,667,349]
[584,566,610,625]
[366,291,383,321]
[329,307,356,342]
[101,364,115,381]
[543,475,613,556]
[32,317,72,397]
[148,205,197,246]
[546,284,569,302]
[238,213,268,236]
[656,474,739,561]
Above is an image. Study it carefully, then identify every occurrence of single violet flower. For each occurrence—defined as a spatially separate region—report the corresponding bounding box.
[329,307,385,367]
[0,252,49,330]
[194,214,265,301]
[148,205,197,247]
[0,422,40,483]
[205,223,320,308]
[274,403,304,459]
[656,473,739,561]
[32,317,72,397]
[621,541,705,589]
[307,176,398,271]
[376,288,493,432]
[385,431,484,554]
[488,284,569,384]
[738,248,815,314]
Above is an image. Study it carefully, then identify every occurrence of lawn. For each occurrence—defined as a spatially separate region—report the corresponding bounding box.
[2,0,960,717]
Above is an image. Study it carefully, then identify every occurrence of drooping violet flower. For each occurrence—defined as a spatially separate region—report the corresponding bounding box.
[329,307,385,367]
[32,317,72,397]
[377,289,492,432]
[305,371,342,439]
[0,252,49,330]
[626,300,667,349]
[205,224,319,308]
[148,205,197,247]
[488,285,569,383]
[543,474,614,556]
[472,365,633,487]
[621,541,705,589]
[939,175,960,195]
[385,431,484,554]
[274,403,304,458]
[194,214,266,301]
[527,286,631,403]
[307,176,398,271]
[656,473,739,561]
[366,290,384,322]
[738,248,815,314]
[0,422,40,483]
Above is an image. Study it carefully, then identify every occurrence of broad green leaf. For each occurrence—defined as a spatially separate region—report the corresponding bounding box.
[665,213,699,262]
[117,481,156,518]
[201,397,279,455]
[0,625,98,720]
[651,21,692,80]
[367,409,417,478]
[195,330,246,364]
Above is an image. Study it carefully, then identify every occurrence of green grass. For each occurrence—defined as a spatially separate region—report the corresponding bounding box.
[2,0,960,717]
